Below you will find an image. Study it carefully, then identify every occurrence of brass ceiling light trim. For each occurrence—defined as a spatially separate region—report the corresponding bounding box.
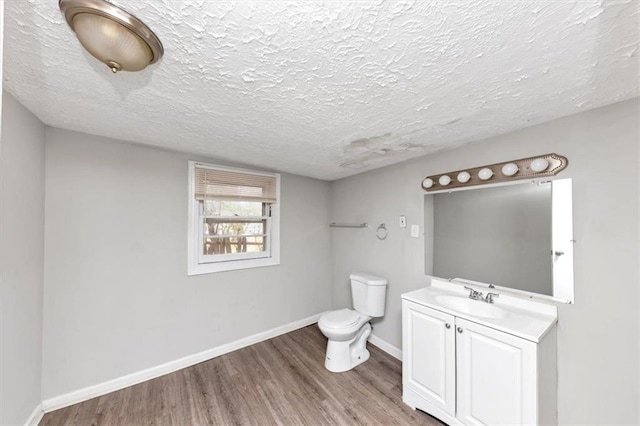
[421,153,569,192]
[59,0,164,73]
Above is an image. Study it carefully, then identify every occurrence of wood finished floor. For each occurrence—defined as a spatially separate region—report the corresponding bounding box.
[41,325,443,425]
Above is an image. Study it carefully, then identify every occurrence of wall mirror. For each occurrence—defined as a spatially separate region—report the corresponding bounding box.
[424,178,574,303]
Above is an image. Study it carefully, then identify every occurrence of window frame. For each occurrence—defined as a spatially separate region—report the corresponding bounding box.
[187,161,280,275]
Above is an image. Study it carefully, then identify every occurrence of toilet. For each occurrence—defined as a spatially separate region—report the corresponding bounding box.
[318,272,388,373]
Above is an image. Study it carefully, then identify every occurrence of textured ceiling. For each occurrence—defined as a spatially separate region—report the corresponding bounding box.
[4,1,639,180]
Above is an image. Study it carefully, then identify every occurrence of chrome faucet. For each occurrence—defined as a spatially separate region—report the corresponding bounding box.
[484,293,500,304]
[464,286,484,300]
[464,286,500,304]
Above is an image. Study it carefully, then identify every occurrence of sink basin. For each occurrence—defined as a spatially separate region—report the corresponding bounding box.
[434,295,508,320]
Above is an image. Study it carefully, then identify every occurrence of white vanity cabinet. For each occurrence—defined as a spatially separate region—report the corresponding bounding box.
[402,283,558,426]
[402,300,456,419]
[455,316,538,425]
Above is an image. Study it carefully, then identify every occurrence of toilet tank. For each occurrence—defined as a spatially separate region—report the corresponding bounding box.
[350,272,388,317]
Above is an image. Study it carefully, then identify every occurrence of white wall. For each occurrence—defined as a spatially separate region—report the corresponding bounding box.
[0,93,46,423]
[330,98,639,424]
[42,128,332,399]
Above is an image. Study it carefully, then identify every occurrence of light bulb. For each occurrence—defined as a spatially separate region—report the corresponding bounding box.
[530,158,549,172]
[422,178,434,189]
[439,175,452,186]
[501,163,519,176]
[478,168,494,181]
[457,171,471,183]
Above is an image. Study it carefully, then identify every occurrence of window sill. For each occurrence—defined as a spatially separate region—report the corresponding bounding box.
[188,256,280,275]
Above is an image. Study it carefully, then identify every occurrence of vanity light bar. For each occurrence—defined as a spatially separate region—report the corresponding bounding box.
[421,153,568,192]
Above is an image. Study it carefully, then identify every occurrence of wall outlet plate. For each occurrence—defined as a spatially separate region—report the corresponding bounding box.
[411,224,420,238]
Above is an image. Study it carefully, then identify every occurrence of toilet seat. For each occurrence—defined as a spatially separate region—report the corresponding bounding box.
[320,309,361,329]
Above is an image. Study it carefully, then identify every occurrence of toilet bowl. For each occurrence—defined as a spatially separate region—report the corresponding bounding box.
[318,309,372,372]
[318,273,387,372]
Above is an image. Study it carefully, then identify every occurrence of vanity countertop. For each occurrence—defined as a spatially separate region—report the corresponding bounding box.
[402,278,558,343]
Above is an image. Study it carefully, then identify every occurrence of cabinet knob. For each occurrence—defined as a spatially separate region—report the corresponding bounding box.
[457,327,463,333]
[445,323,451,329]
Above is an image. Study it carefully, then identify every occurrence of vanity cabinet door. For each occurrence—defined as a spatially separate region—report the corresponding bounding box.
[402,300,456,417]
[455,317,538,425]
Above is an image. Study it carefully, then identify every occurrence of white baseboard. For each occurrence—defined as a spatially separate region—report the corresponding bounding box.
[369,333,403,361]
[24,403,44,426]
[42,313,323,413]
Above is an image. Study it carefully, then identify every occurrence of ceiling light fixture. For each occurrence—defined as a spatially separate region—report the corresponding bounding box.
[59,0,163,73]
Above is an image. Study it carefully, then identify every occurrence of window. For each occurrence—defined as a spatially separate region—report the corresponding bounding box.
[188,161,280,275]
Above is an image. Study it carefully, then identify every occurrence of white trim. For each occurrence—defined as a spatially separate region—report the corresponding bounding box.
[188,255,280,275]
[551,178,574,303]
[369,333,403,361]
[24,403,44,426]
[42,313,324,413]
[187,161,281,275]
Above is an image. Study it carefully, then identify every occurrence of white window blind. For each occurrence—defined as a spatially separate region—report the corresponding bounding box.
[194,166,277,203]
